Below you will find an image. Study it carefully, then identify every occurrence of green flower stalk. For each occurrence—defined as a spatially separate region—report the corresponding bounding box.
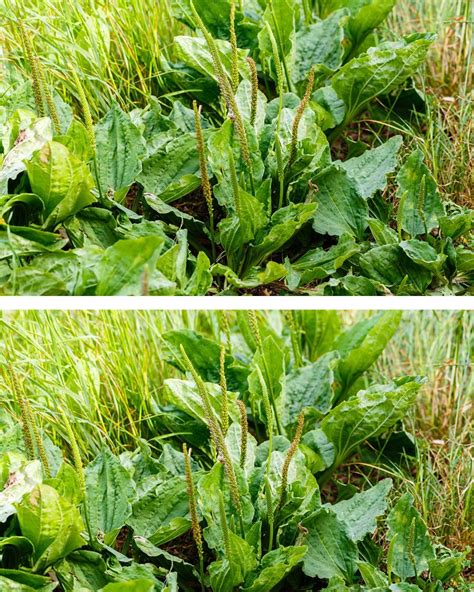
[193,100,215,259]
[220,312,232,353]
[246,57,258,127]
[219,490,232,557]
[276,411,305,515]
[237,400,248,469]
[286,311,303,368]
[229,150,242,218]
[35,56,61,135]
[70,66,95,155]
[180,346,243,528]
[61,409,86,499]
[8,366,35,461]
[219,345,229,434]
[18,20,45,118]
[288,66,315,167]
[247,310,262,350]
[265,475,274,551]
[230,0,239,92]
[24,397,51,478]
[183,443,205,588]
[190,1,252,177]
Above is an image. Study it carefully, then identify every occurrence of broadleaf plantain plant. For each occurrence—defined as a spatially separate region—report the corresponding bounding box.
[0,311,469,590]
[0,1,472,294]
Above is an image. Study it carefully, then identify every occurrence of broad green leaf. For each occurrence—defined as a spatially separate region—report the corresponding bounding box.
[287,233,360,289]
[15,484,85,572]
[302,429,336,472]
[285,351,339,423]
[0,573,56,591]
[0,537,34,557]
[162,379,239,425]
[321,378,424,466]
[208,532,257,590]
[247,202,317,268]
[332,478,392,541]
[54,550,109,590]
[357,561,388,587]
[163,329,249,392]
[174,35,250,84]
[293,10,348,84]
[85,449,134,539]
[336,311,402,395]
[399,239,446,273]
[326,0,397,48]
[137,134,200,202]
[96,236,165,295]
[127,475,190,545]
[368,218,398,245]
[386,493,435,579]
[439,211,473,240]
[44,462,83,505]
[359,244,433,294]
[428,551,467,583]
[225,422,257,476]
[55,119,93,162]
[313,166,368,239]
[212,261,287,289]
[248,335,286,428]
[396,149,444,236]
[302,508,358,581]
[339,136,403,199]
[185,251,213,295]
[292,311,341,360]
[100,580,155,592]
[26,141,95,229]
[235,80,267,132]
[332,35,435,123]
[0,117,52,194]
[219,189,268,270]
[94,104,146,198]
[241,546,307,592]
[258,0,297,87]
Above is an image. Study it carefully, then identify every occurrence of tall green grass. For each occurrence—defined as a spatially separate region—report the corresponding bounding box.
[388,0,473,206]
[0,0,181,118]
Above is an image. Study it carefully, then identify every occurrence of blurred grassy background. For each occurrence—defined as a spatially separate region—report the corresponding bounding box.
[0,310,472,552]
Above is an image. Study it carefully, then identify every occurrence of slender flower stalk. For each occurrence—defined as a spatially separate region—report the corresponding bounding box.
[61,409,86,498]
[230,0,239,92]
[286,311,303,368]
[246,57,258,127]
[276,411,305,515]
[70,67,95,153]
[236,400,248,469]
[18,20,45,117]
[219,345,229,434]
[183,444,205,589]
[193,100,215,259]
[8,367,35,460]
[180,346,243,530]
[265,476,274,551]
[190,1,253,179]
[229,150,242,218]
[24,397,51,478]
[220,312,232,354]
[288,66,315,167]
[247,310,262,350]
[219,491,231,557]
[35,57,61,135]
